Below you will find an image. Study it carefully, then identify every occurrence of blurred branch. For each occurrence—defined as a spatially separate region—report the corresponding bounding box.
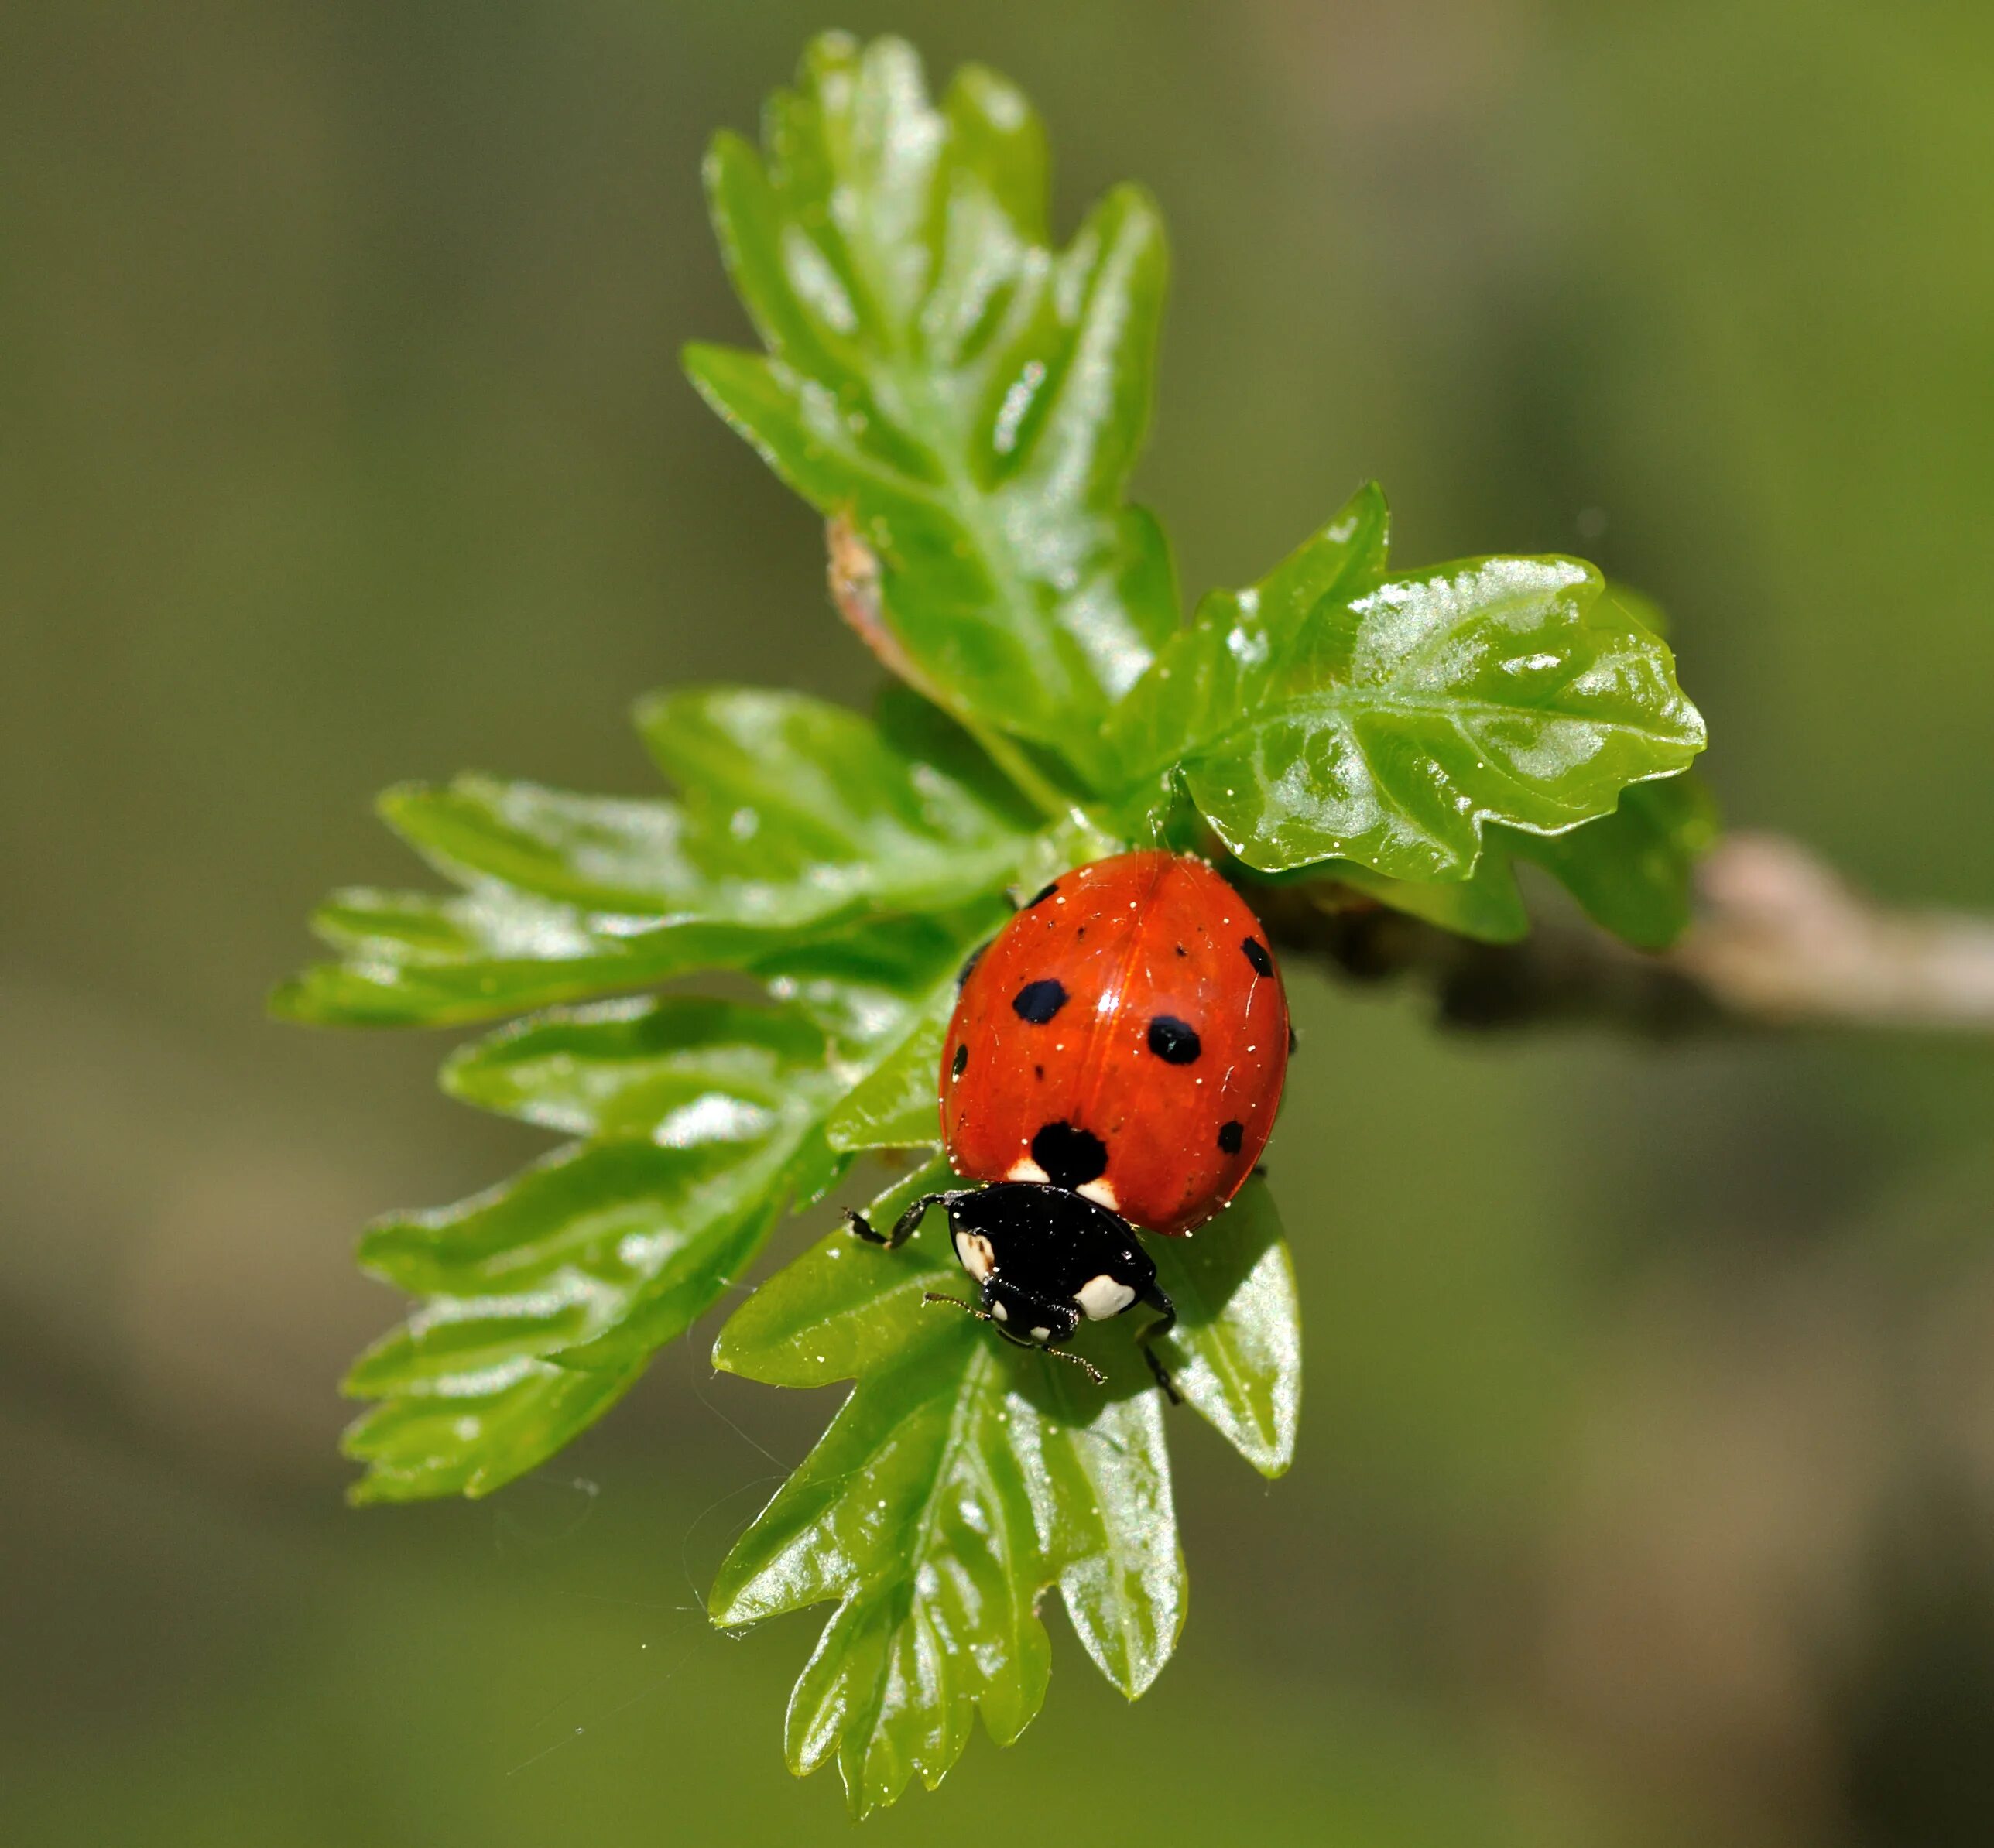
[1256,833,1994,1036]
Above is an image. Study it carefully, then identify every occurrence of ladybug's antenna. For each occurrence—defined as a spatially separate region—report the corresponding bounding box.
[1038,1344,1108,1388]
[922,1290,995,1323]
[920,1293,1107,1388]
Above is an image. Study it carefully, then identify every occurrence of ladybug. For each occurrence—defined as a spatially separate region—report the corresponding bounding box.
[846,850,1290,1397]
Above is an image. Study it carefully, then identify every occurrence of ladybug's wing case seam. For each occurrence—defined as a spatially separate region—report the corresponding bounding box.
[1069,853,1177,1196]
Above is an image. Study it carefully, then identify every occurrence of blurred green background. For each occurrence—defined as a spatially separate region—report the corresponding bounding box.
[5,3,1993,1843]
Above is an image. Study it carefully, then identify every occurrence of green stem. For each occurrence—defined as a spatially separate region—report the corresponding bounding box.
[968,722,1074,822]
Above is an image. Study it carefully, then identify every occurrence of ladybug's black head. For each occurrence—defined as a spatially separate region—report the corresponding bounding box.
[978,1275,1081,1347]
[940,1182,1155,1347]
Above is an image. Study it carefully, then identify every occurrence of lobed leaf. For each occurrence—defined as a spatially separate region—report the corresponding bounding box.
[282,30,1719,1812]
[1146,1180,1302,1477]
[1320,854,1531,945]
[274,688,1031,1030]
[712,1168,1185,1816]
[341,1128,803,1502]
[271,885,773,1028]
[335,929,985,1500]
[710,1165,1297,1810]
[342,1351,648,1506]
[1108,484,1706,881]
[633,686,1029,912]
[1499,768,1718,950]
[823,976,957,1151]
[688,33,1177,789]
[442,995,828,1143]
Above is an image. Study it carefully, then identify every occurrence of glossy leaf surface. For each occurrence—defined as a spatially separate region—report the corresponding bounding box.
[823,976,956,1151]
[1146,1180,1302,1477]
[711,1165,1187,1816]
[335,906,997,1501]
[272,687,1028,1030]
[687,33,1176,789]
[1109,485,1706,880]
[1500,769,1718,950]
[341,998,851,1500]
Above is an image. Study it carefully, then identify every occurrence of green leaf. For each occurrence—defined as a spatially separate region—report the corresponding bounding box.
[824,975,956,1151]
[336,946,988,1500]
[1108,481,1392,790]
[712,1167,1184,1816]
[376,779,705,913]
[688,33,1176,789]
[1501,768,1719,950]
[1318,854,1530,945]
[751,902,1006,1056]
[351,1131,791,1350]
[634,686,1030,911]
[442,995,828,1143]
[271,885,772,1028]
[1108,485,1706,881]
[338,1126,792,1504]
[341,1351,648,1505]
[1146,1180,1302,1477]
[383,687,1028,925]
[273,689,1033,1030]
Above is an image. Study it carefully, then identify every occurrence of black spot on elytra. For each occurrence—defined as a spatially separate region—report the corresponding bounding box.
[1033,1064,1044,1081]
[1174,943,1187,958]
[1147,1015,1201,1064]
[1031,1121,1108,1189]
[1012,979,1068,1025]
[957,939,990,989]
[951,1042,968,1078]
[1025,881,1058,909]
[1242,936,1274,978]
[1217,1120,1245,1155]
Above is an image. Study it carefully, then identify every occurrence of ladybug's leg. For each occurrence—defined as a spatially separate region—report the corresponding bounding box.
[844,1191,962,1251]
[1135,1282,1182,1405]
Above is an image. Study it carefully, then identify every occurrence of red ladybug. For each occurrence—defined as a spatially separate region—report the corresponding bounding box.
[846,850,1290,1395]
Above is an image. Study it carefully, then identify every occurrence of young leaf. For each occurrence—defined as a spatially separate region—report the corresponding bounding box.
[1319,854,1530,945]
[342,1350,648,1506]
[1146,1179,1302,1477]
[1108,485,1706,881]
[711,1169,1184,1817]
[1500,769,1718,950]
[340,1094,814,1502]
[272,884,774,1028]
[1107,481,1391,791]
[335,919,988,1501]
[440,995,828,1144]
[272,688,1032,1030]
[687,33,1177,790]
[822,975,957,1152]
[633,687,1029,912]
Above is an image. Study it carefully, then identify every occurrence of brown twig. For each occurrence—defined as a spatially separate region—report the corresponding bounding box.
[1253,833,1994,1037]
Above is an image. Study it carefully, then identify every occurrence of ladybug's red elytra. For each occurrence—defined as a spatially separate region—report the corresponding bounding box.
[845,850,1290,1396]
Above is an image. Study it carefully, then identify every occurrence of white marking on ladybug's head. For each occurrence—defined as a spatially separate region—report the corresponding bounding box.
[1006,1156,1050,1184]
[954,1230,995,1283]
[989,1299,1009,1323]
[1029,1326,1052,1343]
[1075,1275,1136,1320]
[1076,1177,1119,1211]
